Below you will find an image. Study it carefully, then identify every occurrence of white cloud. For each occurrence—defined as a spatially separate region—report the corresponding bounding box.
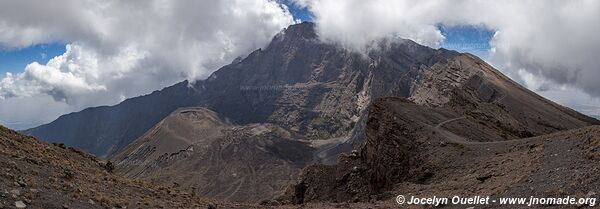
[3,45,99,100]
[0,0,295,128]
[295,0,446,49]
[294,0,600,113]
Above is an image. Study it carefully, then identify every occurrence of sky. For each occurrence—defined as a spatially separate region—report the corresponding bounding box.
[0,0,599,130]
[0,43,65,74]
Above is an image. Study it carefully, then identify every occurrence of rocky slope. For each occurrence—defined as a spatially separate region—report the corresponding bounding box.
[0,125,253,209]
[281,97,600,208]
[112,108,315,203]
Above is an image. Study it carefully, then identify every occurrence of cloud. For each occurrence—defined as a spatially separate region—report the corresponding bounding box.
[0,43,142,104]
[293,0,446,49]
[293,0,600,100]
[0,0,295,128]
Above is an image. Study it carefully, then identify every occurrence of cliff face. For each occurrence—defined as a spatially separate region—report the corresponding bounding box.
[193,23,460,142]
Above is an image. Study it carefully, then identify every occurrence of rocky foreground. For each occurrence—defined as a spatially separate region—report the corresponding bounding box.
[0,125,254,209]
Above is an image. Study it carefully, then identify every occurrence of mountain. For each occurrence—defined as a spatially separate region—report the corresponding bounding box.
[24,22,597,159]
[0,125,249,208]
[22,22,599,204]
[108,22,599,204]
[24,22,456,157]
[280,97,600,206]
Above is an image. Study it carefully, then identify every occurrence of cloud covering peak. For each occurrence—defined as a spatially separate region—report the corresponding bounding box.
[293,0,600,100]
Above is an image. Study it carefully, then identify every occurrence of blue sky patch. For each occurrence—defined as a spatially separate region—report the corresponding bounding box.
[0,43,66,75]
[283,0,312,22]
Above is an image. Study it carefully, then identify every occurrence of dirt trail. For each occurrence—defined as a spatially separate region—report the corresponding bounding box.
[431,116,479,145]
[432,116,535,146]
